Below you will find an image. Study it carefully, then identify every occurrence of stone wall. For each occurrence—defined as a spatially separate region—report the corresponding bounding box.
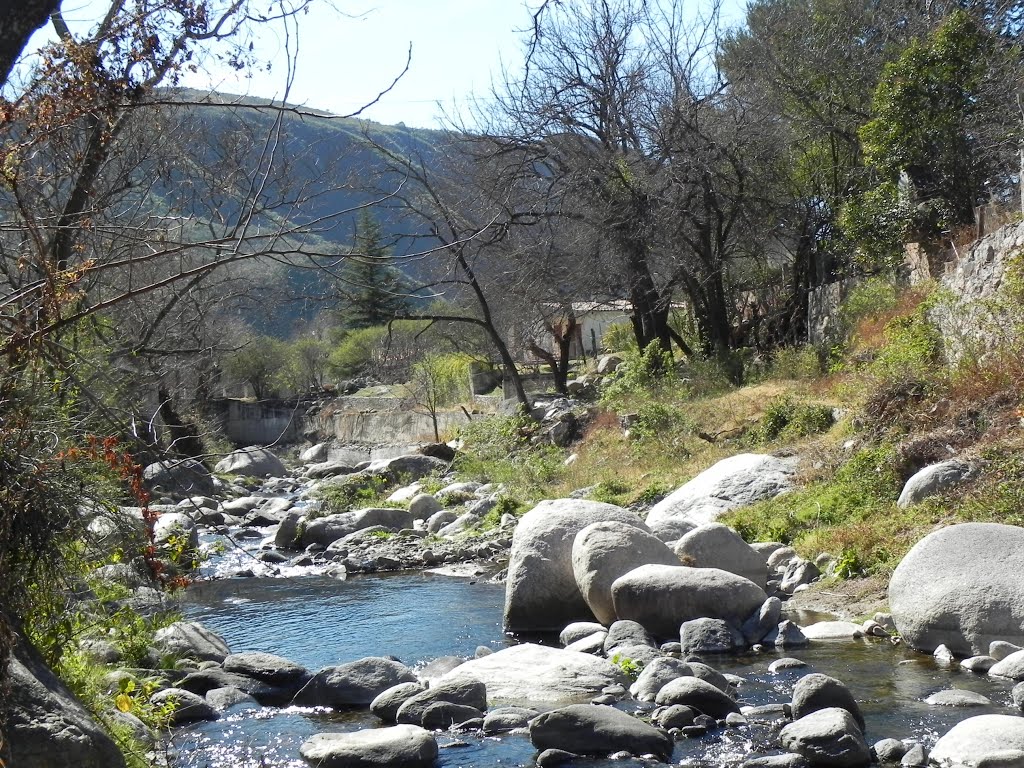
[807,278,860,347]
[930,220,1023,365]
[209,399,305,446]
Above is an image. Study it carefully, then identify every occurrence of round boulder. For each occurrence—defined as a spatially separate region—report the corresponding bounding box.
[610,564,767,639]
[654,676,739,718]
[929,714,1024,768]
[779,707,870,767]
[214,447,286,478]
[503,499,650,632]
[889,523,1024,655]
[439,643,627,705]
[572,520,682,625]
[644,453,798,538]
[299,725,437,768]
[672,523,768,587]
[293,657,418,708]
[529,704,672,760]
[791,673,865,732]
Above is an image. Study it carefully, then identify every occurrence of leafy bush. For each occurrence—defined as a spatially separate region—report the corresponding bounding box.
[838,278,901,339]
[602,322,639,353]
[313,474,393,515]
[752,397,834,443]
[768,346,823,381]
[602,342,677,402]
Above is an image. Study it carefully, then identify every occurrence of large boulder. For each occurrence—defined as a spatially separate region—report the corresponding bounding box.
[300,508,413,548]
[3,639,127,768]
[214,446,286,478]
[142,458,215,495]
[897,459,974,508]
[152,512,199,550]
[672,523,768,587]
[654,676,739,718]
[779,707,870,767]
[222,652,309,687]
[571,521,682,625]
[629,657,693,702]
[529,704,673,760]
[644,453,799,538]
[439,643,628,705]
[293,657,419,708]
[791,673,865,732]
[148,688,219,724]
[929,714,1024,767]
[610,564,767,639]
[395,677,487,727]
[299,725,438,768]
[153,621,230,662]
[363,454,448,482]
[889,523,1024,655]
[503,499,649,632]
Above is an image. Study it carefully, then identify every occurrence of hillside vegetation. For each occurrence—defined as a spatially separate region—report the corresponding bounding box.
[455,261,1024,581]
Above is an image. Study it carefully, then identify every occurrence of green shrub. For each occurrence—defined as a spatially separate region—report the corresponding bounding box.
[602,322,639,353]
[838,278,901,338]
[589,480,631,506]
[313,474,393,515]
[752,397,834,443]
[768,346,823,381]
[602,342,677,402]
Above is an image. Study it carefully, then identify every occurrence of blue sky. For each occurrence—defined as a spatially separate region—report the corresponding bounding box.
[27,0,743,130]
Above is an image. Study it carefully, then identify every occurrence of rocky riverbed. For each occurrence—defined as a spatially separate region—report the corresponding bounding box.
[9,444,1024,768]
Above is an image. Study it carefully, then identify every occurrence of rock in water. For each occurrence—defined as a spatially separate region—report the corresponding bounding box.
[299,725,438,768]
[214,446,286,478]
[4,638,127,768]
[672,523,769,587]
[889,523,1024,655]
[930,714,1024,767]
[654,677,739,718]
[153,621,230,662]
[791,673,865,732]
[293,657,418,707]
[439,644,627,705]
[572,520,682,625]
[779,707,870,767]
[504,499,651,632]
[529,704,672,760]
[644,453,798,538]
[610,564,766,638]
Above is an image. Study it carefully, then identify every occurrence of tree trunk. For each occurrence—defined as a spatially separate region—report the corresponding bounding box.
[0,0,61,87]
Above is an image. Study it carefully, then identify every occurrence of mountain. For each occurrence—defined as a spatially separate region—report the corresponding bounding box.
[159,89,454,335]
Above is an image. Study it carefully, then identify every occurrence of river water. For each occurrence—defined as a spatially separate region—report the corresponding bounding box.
[171,553,1019,767]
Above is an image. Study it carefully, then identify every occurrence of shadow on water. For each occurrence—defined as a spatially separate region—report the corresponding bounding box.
[173,572,1022,768]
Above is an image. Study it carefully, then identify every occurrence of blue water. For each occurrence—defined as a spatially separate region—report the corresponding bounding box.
[172,570,1022,768]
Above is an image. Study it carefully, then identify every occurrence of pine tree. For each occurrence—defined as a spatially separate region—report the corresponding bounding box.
[337,210,410,329]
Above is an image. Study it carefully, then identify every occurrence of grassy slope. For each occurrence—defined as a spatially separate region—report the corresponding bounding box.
[456,274,1024,585]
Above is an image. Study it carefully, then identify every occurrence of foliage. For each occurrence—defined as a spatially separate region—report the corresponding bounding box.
[602,322,639,353]
[610,653,643,680]
[405,353,473,441]
[844,10,991,267]
[313,474,394,516]
[454,413,564,492]
[327,320,435,382]
[336,210,411,330]
[752,397,834,443]
[837,279,901,339]
[223,336,289,399]
[766,346,823,381]
[602,342,677,403]
[724,443,904,572]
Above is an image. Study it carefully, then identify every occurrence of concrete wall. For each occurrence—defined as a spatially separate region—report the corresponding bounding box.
[211,399,304,446]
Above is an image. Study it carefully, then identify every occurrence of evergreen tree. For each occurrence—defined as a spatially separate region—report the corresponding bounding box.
[337,210,410,329]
